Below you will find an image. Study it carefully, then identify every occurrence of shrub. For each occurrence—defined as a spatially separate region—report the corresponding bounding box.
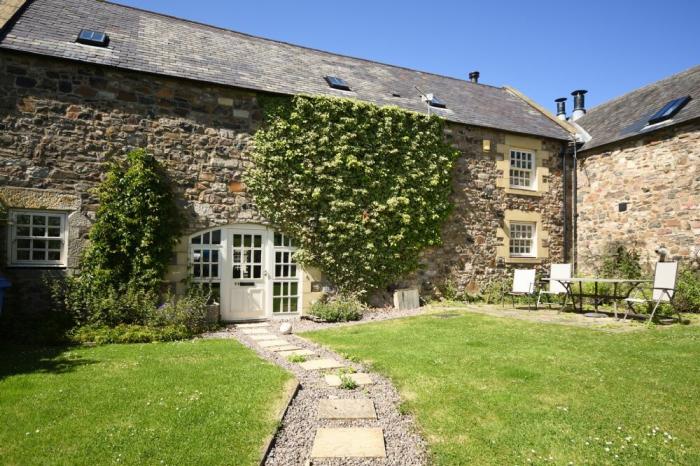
[308,295,363,322]
[673,265,700,313]
[598,242,643,279]
[147,286,211,334]
[71,324,191,345]
[247,95,459,296]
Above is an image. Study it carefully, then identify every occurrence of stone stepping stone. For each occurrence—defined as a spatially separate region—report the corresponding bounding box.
[248,334,279,341]
[300,358,344,371]
[277,349,315,357]
[269,345,302,352]
[318,399,376,420]
[236,322,269,328]
[310,427,385,458]
[324,373,373,387]
[240,328,271,335]
[258,339,289,348]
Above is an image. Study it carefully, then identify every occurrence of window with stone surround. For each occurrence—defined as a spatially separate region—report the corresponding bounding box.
[509,222,536,257]
[9,210,67,267]
[509,150,535,189]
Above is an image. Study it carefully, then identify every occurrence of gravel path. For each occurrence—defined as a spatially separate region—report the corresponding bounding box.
[290,306,430,333]
[205,317,428,466]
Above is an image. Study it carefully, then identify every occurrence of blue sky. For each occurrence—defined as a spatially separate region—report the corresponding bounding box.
[115,0,699,112]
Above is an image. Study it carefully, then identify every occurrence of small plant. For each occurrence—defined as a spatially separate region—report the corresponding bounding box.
[337,366,357,375]
[339,374,358,390]
[339,351,361,363]
[398,402,410,415]
[308,295,364,322]
[287,354,307,363]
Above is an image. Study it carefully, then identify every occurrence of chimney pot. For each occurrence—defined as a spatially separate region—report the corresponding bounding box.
[469,71,480,83]
[571,89,588,121]
[555,97,567,120]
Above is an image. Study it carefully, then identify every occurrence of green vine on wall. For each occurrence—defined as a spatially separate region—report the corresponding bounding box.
[246,95,459,295]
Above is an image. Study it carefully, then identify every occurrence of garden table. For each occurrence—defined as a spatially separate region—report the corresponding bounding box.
[542,277,652,318]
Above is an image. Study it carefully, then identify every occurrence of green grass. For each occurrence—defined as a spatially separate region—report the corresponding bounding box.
[0,339,292,466]
[303,312,700,465]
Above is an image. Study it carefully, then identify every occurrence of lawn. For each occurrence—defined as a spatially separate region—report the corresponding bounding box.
[303,311,700,465]
[0,339,293,466]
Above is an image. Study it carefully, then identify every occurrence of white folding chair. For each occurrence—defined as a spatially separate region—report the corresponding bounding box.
[537,263,572,308]
[624,261,679,324]
[503,268,537,310]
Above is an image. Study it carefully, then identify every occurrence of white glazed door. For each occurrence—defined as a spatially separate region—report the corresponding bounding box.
[226,230,266,320]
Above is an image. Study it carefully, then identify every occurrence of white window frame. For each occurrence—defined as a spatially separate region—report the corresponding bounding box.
[8,209,68,267]
[509,222,536,258]
[272,232,300,314]
[509,149,536,190]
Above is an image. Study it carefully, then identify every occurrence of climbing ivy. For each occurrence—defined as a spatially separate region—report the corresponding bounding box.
[247,95,458,295]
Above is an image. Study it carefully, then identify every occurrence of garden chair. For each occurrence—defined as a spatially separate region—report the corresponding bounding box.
[624,261,679,324]
[502,268,537,310]
[537,263,572,308]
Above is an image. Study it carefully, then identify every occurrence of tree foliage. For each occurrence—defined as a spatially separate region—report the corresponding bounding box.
[246,95,458,294]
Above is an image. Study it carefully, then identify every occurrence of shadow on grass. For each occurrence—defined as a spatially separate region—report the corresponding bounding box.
[0,345,96,381]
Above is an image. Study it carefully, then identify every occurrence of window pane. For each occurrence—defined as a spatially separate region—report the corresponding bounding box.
[274,232,282,246]
[211,230,221,244]
[33,239,46,249]
[254,235,262,247]
[211,264,219,277]
[32,250,46,261]
[48,216,61,226]
[273,297,281,313]
[253,265,261,278]
[202,265,210,278]
[203,232,210,244]
[273,282,281,296]
[291,282,298,296]
[281,299,288,313]
[211,250,219,262]
[48,240,61,250]
[243,235,251,247]
[191,235,201,244]
[16,214,30,225]
[18,239,31,249]
[48,251,61,261]
[17,250,30,260]
[290,299,298,312]
[48,228,61,237]
[193,264,201,277]
[203,250,210,262]
[32,215,46,225]
[254,250,261,263]
[290,265,297,277]
[32,227,46,237]
[232,265,241,279]
[17,226,30,236]
[233,235,241,247]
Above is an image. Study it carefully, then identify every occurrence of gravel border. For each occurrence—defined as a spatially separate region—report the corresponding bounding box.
[287,306,430,333]
[206,319,428,466]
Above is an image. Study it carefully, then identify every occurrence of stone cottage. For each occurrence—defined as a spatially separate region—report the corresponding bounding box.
[0,0,574,321]
[560,66,700,272]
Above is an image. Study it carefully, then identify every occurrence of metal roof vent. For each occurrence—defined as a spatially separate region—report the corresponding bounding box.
[76,29,109,47]
[325,76,351,91]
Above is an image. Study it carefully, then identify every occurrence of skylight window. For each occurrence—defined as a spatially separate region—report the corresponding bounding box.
[647,96,690,125]
[424,93,446,108]
[76,29,109,47]
[325,76,351,91]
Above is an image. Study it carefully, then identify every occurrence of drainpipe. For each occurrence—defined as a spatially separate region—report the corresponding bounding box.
[561,145,568,263]
[571,136,578,274]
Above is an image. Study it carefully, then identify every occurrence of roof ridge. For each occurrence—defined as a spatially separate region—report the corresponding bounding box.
[107,0,505,91]
[583,63,700,116]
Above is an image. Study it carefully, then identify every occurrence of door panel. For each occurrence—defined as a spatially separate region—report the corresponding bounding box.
[225,231,266,320]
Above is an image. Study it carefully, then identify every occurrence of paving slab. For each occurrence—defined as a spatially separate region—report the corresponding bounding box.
[277,349,316,357]
[299,358,344,370]
[324,373,373,387]
[310,427,385,458]
[318,399,376,420]
[240,328,271,335]
[268,344,302,352]
[236,322,269,328]
[248,334,279,341]
[257,339,289,348]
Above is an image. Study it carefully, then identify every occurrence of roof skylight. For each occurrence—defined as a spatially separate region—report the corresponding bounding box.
[325,76,351,91]
[647,96,690,125]
[424,93,446,108]
[76,29,109,47]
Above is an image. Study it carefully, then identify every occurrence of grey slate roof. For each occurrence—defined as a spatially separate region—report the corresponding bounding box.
[0,0,571,141]
[577,64,700,152]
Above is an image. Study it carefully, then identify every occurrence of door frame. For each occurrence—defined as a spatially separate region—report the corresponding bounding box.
[192,223,302,322]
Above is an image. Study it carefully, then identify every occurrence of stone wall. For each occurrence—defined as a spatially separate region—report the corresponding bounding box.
[576,120,700,273]
[0,50,568,313]
[413,124,567,296]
